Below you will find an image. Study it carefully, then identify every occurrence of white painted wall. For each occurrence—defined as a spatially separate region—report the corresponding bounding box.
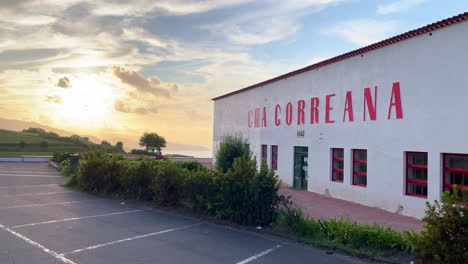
[213,21,468,219]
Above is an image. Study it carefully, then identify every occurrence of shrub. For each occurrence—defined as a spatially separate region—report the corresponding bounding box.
[151,161,185,206]
[118,160,156,200]
[215,135,250,173]
[182,169,217,213]
[60,159,79,187]
[53,152,72,163]
[215,155,282,225]
[70,150,283,227]
[174,161,206,172]
[130,149,157,156]
[274,204,416,251]
[77,151,123,194]
[415,186,468,263]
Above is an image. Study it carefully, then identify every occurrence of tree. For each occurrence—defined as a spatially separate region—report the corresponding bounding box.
[115,141,124,152]
[19,141,25,148]
[215,134,251,173]
[23,127,46,134]
[101,140,111,146]
[139,132,166,154]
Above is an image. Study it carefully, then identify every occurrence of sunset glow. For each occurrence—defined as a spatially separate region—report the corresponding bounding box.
[59,76,115,125]
[0,0,466,155]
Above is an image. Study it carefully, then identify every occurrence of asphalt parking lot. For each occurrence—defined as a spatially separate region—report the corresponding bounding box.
[0,162,365,264]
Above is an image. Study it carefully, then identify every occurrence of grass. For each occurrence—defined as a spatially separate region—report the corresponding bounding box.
[164,154,193,157]
[0,129,70,144]
[0,129,97,154]
[272,206,421,263]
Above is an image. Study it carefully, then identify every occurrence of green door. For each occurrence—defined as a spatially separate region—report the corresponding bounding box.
[293,146,308,190]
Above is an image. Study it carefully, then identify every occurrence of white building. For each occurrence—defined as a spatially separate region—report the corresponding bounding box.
[212,13,468,219]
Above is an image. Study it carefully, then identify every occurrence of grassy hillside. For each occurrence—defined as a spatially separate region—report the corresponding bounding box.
[0,129,120,156]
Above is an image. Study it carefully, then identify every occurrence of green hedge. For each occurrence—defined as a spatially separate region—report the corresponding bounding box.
[67,151,283,226]
[52,152,72,163]
[274,205,416,251]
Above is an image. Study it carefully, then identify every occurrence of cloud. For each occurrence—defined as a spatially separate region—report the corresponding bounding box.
[184,110,210,121]
[215,17,300,45]
[56,76,72,88]
[91,0,254,16]
[377,0,425,15]
[38,114,54,125]
[322,19,399,46]
[113,66,177,97]
[114,99,159,115]
[45,95,63,104]
[204,0,346,45]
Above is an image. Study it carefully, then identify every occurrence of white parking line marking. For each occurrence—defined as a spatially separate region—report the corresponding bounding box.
[13,209,148,228]
[234,245,282,264]
[0,200,95,209]
[0,174,62,178]
[0,191,73,198]
[0,184,61,189]
[63,223,202,255]
[0,223,78,264]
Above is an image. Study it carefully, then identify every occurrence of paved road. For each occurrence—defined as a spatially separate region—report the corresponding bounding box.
[0,162,365,264]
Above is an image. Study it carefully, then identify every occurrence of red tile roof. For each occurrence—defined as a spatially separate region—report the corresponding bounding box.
[212,12,468,101]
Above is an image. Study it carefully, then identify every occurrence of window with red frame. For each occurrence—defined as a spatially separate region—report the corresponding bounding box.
[331,148,344,182]
[443,153,468,192]
[271,145,278,170]
[261,145,267,164]
[353,149,367,187]
[406,152,428,197]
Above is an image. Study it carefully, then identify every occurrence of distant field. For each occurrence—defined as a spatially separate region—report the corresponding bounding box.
[0,130,68,144]
[0,129,96,155]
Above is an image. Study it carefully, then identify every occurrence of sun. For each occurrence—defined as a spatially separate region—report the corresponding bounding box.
[59,75,115,127]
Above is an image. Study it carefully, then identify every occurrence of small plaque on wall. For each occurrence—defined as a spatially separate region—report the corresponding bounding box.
[297,130,305,138]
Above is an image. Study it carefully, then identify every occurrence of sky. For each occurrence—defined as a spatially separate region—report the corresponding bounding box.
[0,0,467,156]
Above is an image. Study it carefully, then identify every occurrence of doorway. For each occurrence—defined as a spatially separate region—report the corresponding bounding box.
[293,146,308,190]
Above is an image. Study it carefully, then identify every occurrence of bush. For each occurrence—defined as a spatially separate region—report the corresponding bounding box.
[77,151,123,194]
[274,204,415,251]
[182,169,217,213]
[70,150,283,227]
[53,152,72,163]
[118,160,156,200]
[215,135,250,173]
[173,161,206,172]
[130,149,157,156]
[214,155,283,225]
[151,161,185,206]
[415,187,468,263]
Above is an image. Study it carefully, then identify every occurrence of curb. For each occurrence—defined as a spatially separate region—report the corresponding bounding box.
[48,161,60,169]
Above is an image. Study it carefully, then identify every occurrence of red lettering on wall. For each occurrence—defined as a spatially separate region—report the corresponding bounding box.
[342,91,354,122]
[325,94,336,123]
[275,105,281,126]
[297,100,305,125]
[262,107,267,127]
[248,110,253,128]
[363,86,377,121]
[310,97,319,124]
[388,82,403,119]
[286,102,293,126]
[254,108,260,128]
